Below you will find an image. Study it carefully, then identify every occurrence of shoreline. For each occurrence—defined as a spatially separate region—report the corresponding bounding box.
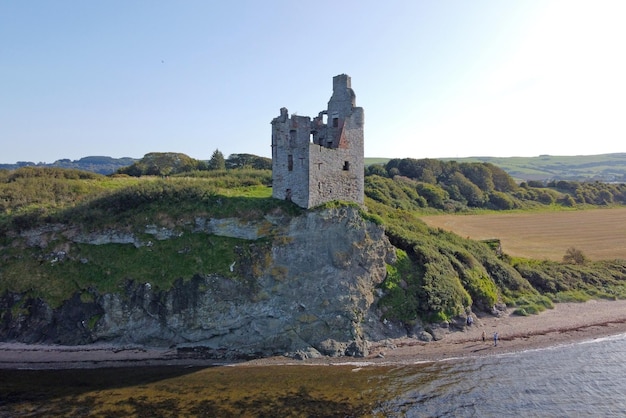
[2,299,626,370]
[247,298,626,367]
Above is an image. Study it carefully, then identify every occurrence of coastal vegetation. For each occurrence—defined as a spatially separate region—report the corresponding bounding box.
[366,152,626,182]
[2,153,626,327]
[365,157,626,211]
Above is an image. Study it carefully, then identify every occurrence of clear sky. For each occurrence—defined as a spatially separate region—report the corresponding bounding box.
[2,1,625,164]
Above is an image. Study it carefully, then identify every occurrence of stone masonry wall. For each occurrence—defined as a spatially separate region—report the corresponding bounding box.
[271,74,364,209]
[307,108,364,207]
[271,111,312,208]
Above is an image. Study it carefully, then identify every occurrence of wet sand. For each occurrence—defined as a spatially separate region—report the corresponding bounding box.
[2,299,626,369]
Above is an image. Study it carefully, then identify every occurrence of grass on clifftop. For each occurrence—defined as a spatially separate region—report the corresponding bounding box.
[0,168,294,306]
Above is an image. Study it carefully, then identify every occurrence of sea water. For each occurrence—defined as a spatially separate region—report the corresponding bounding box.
[2,333,626,416]
[375,333,626,417]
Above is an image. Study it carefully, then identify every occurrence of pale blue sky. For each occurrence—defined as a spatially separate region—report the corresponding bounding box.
[2,1,625,163]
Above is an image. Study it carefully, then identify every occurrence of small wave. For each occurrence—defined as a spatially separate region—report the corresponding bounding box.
[577,332,626,345]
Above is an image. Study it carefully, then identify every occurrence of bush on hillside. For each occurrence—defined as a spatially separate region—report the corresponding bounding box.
[488,191,516,210]
[563,247,587,265]
[118,152,206,176]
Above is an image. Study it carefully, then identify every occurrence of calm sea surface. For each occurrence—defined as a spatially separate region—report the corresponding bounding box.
[2,333,626,417]
[375,333,626,417]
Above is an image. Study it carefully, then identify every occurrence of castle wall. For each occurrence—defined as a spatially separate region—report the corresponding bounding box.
[307,107,364,208]
[271,112,312,208]
[271,74,364,209]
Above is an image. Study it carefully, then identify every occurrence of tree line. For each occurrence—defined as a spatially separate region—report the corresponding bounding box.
[116,151,271,177]
[365,158,626,211]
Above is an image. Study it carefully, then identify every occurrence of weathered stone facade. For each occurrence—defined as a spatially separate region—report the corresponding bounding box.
[271,74,364,209]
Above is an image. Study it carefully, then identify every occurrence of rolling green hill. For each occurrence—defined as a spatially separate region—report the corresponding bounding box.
[366,153,626,182]
[0,156,137,175]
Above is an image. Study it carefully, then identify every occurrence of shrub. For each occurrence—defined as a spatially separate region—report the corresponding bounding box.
[488,191,515,210]
[563,247,587,265]
[510,294,553,316]
[552,290,590,303]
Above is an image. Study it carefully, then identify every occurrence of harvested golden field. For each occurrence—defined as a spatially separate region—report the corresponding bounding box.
[419,207,626,261]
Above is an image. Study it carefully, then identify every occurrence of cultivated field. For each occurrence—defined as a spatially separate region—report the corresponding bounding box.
[419,207,626,261]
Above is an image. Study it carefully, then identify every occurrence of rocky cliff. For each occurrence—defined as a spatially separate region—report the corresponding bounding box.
[1,207,397,359]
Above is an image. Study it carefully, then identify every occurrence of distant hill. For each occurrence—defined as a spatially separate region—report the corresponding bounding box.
[0,156,136,175]
[4,153,625,181]
[0,152,273,176]
[366,153,626,182]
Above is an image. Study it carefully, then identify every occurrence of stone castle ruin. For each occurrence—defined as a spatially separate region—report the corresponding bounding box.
[271,74,364,209]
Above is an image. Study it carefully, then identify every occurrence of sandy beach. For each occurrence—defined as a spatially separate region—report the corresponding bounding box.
[363,298,626,364]
[2,299,626,369]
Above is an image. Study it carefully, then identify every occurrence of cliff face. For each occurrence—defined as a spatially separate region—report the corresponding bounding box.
[0,207,397,359]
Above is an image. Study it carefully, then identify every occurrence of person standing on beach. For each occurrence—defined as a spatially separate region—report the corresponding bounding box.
[493,332,499,347]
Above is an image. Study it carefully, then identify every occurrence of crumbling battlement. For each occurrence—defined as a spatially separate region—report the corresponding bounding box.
[271,74,364,209]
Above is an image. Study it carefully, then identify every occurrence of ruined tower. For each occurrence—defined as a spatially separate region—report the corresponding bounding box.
[271,74,364,209]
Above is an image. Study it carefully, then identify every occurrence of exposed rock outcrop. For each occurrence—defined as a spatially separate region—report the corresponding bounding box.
[1,207,397,359]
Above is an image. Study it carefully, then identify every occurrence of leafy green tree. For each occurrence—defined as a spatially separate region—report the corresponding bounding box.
[488,191,515,210]
[460,163,494,192]
[596,189,614,205]
[448,172,485,207]
[397,158,422,179]
[560,195,576,207]
[485,163,518,192]
[420,168,437,184]
[365,164,387,177]
[384,158,402,174]
[117,152,204,177]
[391,158,444,183]
[555,180,577,193]
[415,182,448,209]
[208,149,226,170]
[226,154,271,170]
[537,190,556,205]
